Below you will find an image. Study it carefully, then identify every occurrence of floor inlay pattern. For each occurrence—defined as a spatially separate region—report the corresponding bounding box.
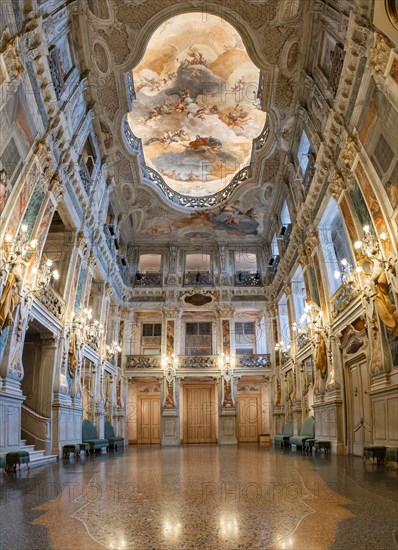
[1,446,397,550]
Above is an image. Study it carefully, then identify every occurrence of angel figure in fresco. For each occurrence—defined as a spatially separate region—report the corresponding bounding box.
[226,104,250,127]
[0,264,23,334]
[187,46,207,66]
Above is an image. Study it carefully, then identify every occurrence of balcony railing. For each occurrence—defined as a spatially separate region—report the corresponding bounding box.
[36,285,65,321]
[330,282,360,320]
[235,354,271,368]
[178,355,218,369]
[234,273,261,287]
[134,273,162,287]
[125,354,271,370]
[184,272,213,286]
[125,355,162,369]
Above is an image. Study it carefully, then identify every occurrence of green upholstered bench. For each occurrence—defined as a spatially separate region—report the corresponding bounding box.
[104,421,124,450]
[289,417,315,450]
[0,453,6,472]
[6,451,30,472]
[79,442,90,455]
[273,421,293,448]
[314,440,331,456]
[363,445,386,464]
[386,447,398,469]
[304,438,316,455]
[63,444,80,459]
[82,419,109,453]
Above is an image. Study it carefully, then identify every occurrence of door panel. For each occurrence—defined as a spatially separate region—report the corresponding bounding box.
[186,386,213,443]
[349,361,372,456]
[138,397,160,444]
[238,395,260,442]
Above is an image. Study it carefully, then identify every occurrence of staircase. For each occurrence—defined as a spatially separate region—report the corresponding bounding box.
[19,440,58,468]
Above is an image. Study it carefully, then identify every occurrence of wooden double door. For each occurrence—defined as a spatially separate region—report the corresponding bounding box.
[345,360,372,456]
[184,385,216,443]
[138,396,160,444]
[237,394,261,442]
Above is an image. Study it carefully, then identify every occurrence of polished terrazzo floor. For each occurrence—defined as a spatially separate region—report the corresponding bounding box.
[0,445,397,550]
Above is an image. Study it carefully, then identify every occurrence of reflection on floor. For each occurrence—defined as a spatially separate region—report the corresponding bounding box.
[0,445,397,550]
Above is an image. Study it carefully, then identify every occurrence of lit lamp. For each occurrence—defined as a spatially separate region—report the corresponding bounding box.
[354,225,389,263]
[32,258,60,289]
[106,341,122,359]
[1,224,38,273]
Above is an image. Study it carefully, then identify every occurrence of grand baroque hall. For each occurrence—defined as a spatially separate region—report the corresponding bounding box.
[0,0,398,548]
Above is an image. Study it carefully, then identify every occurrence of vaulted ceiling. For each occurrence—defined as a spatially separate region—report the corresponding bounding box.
[73,0,313,246]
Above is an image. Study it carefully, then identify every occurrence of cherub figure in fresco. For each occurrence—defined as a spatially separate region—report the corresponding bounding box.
[187,46,207,66]
[231,76,247,92]
[191,104,219,120]
[226,104,250,127]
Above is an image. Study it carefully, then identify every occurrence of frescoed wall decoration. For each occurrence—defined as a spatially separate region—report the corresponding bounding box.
[74,266,86,313]
[128,13,267,198]
[19,182,46,239]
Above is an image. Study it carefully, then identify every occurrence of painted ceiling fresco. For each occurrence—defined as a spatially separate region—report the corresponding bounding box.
[128,13,267,198]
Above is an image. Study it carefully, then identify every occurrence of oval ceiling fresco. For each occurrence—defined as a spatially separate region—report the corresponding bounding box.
[128,13,267,199]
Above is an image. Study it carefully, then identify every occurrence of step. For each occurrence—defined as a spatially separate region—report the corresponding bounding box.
[29,449,46,459]
[21,444,36,452]
[29,454,58,468]
[19,440,27,446]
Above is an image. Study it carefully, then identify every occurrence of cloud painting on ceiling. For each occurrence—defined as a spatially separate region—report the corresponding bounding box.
[128,13,267,198]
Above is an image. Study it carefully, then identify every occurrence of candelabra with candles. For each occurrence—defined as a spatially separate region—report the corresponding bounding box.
[275,340,291,363]
[1,224,37,275]
[32,258,60,289]
[71,308,103,350]
[106,341,122,359]
[354,225,388,263]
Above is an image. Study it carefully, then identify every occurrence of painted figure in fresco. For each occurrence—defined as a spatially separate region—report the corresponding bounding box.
[315,331,328,377]
[365,253,398,340]
[0,168,7,214]
[0,265,23,333]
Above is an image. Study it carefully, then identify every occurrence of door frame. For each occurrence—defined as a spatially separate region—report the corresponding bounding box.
[237,392,262,443]
[343,352,372,456]
[137,395,161,444]
[182,383,217,444]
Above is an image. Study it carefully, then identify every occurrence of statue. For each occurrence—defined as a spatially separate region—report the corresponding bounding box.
[366,255,398,340]
[0,266,23,333]
[164,379,175,408]
[275,378,281,406]
[68,332,79,377]
[223,379,233,407]
[315,331,327,377]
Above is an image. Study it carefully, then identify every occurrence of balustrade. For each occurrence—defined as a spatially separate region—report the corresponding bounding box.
[184,272,213,286]
[235,354,271,368]
[125,354,271,370]
[234,273,261,287]
[134,273,162,287]
[125,355,162,369]
[36,284,65,321]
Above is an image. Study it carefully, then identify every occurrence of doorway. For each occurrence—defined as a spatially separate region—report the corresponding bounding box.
[137,396,160,444]
[237,394,261,442]
[345,359,372,456]
[184,385,216,443]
